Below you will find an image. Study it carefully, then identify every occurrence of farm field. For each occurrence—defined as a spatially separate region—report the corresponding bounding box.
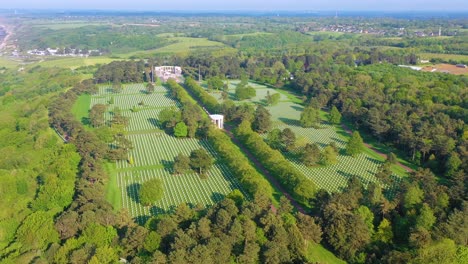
[216,81,405,194]
[35,56,121,69]
[119,37,234,58]
[90,83,247,224]
[421,63,468,75]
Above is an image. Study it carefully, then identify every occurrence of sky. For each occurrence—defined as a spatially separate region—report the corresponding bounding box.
[0,0,467,12]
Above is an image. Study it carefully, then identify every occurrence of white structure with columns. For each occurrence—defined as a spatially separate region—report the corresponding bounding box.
[209,114,224,129]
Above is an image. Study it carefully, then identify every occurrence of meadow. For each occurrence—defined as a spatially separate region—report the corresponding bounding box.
[90,83,248,224]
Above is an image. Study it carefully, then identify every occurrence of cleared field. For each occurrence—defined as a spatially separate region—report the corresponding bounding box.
[31,22,107,30]
[36,56,121,69]
[0,57,20,69]
[419,52,468,62]
[120,37,234,58]
[421,63,468,75]
[91,83,247,222]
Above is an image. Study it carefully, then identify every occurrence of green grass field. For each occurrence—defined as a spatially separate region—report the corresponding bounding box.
[306,243,346,264]
[71,93,91,125]
[0,57,20,69]
[35,57,121,69]
[91,83,247,224]
[31,22,108,30]
[419,52,468,62]
[120,37,233,58]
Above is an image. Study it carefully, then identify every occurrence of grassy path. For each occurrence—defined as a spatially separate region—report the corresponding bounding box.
[340,123,414,173]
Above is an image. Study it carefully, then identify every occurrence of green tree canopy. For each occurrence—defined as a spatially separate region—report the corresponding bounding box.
[158,107,181,129]
[207,76,224,91]
[252,105,272,133]
[189,148,213,175]
[139,179,164,206]
[281,128,296,151]
[173,153,190,175]
[301,143,321,166]
[320,145,338,166]
[328,106,342,125]
[300,106,321,128]
[174,122,188,137]
[346,131,365,157]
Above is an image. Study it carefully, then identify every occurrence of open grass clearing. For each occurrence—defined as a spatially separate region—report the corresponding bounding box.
[35,56,121,69]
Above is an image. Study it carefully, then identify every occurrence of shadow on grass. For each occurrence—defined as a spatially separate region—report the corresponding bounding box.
[365,156,383,165]
[278,117,301,127]
[211,192,226,204]
[127,183,141,204]
[147,118,161,129]
[331,137,348,145]
[81,117,91,126]
[290,105,304,112]
[161,159,173,174]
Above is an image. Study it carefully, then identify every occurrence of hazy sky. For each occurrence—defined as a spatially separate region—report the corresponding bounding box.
[1,0,467,11]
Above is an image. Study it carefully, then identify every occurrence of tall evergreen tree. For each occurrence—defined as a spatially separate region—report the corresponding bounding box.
[346,131,365,157]
[252,105,272,133]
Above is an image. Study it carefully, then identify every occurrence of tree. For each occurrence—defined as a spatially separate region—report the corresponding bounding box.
[146,82,155,94]
[158,107,181,129]
[15,211,59,251]
[328,106,342,125]
[236,85,256,100]
[374,218,393,244]
[265,91,281,106]
[300,106,320,128]
[296,213,322,244]
[207,76,224,91]
[320,145,338,166]
[301,143,321,166]
[445,152,461,177]
[281,128,296,151]
[173,153,190,175]
[252,105,271,133]
[112,82,122,93]
[139,179,164,206]
[346,131,365,157]
[90,104,107,127]
[174,122,188,137]
[416,203,436,230]
[189,148,213,175]
[266,128,282,149]
[387,152,398,164]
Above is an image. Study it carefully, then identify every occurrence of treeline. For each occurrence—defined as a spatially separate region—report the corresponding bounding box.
[0,68,82,260]
[94,60,147,84]
[18,25,174,53]
[184,77,220,113]
[235,120,317,205]
[361,35,468,55]
[165,79,274,199]
[317,169,467,263]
